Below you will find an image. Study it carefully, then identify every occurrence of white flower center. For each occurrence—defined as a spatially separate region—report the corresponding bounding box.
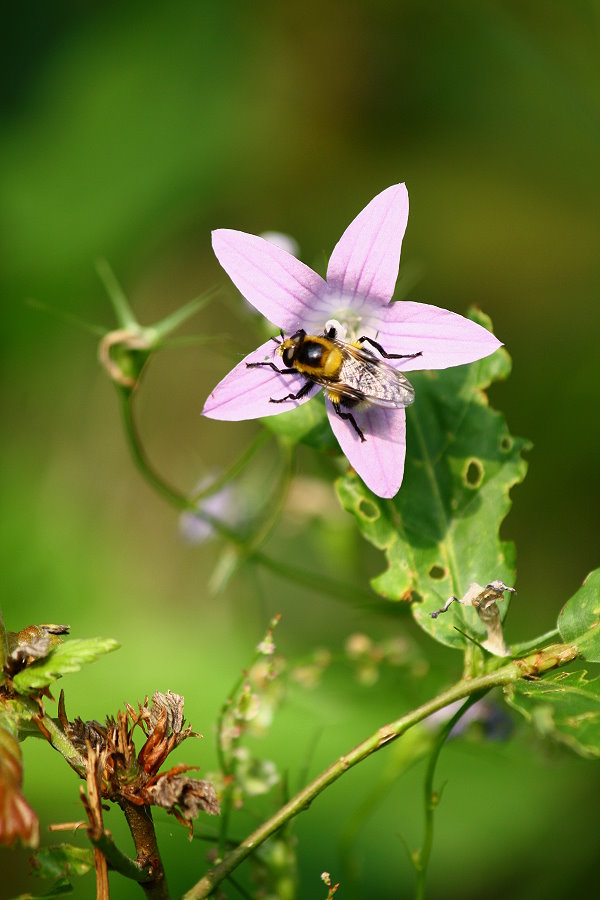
[321,298,379,342]
[303,288,381,343]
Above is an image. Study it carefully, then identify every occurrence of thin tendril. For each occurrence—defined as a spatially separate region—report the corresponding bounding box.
[119,386,373,607]
[119,390,189,511]
[414,691,488,899]
[190,431,271,504]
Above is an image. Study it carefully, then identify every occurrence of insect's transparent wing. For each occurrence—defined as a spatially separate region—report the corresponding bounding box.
[335,350,415,408]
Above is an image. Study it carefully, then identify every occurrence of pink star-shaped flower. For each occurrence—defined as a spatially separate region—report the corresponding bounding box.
[203,184,501,498]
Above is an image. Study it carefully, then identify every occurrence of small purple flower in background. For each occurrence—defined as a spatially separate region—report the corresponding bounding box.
[179,478,236,544]
[425,699,513,742]
[203,184,501,497]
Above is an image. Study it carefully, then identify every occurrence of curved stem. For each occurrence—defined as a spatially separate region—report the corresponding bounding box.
[183,642,577,899]
[90,829,155,884]
[414,692,487,899]
[339,728,432,886]
[252,552,374,607]
[189,431,271,504]
[119,387,372,607]
[119,389,189,511]
[244,441,295,556]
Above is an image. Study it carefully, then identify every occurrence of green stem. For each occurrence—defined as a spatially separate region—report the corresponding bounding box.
[190,431,271,504]
[339,728,432,886]
[226,874,255,899]
[152,288,219,339]
[119,389,372,607]
[510,628,560,656]
[119,390,189,511]
[183,642,578,899]
[96,259,138,330]
[244,441,295,556]
[253,552,374,607]
[35,710,87,775]
[414,692,486,899]
[91,830,155,884]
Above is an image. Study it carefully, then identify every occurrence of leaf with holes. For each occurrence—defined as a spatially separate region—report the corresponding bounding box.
[12,638,119,693]
[505,670,600,758]
[336,311,529,650]
[557,569,600,663]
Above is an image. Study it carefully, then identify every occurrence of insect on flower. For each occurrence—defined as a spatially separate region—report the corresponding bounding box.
[248,325,421,443]
[203,183,502,498]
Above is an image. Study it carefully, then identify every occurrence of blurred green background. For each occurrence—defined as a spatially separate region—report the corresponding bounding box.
[2,1,600,897]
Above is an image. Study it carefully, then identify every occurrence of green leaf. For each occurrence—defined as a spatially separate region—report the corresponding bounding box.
[261,394,336,450]
[12,638,119,693]
[557,569,600,662]
[14,878,74,898]
[336,311,529,650]
[32,844,94,881]
[505,670,600,758]
[0,696,37,737]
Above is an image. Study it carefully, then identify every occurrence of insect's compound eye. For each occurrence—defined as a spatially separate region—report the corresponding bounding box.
[282,347,294,366]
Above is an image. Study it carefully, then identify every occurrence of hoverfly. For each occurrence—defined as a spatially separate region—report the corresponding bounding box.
[247,326,421,442]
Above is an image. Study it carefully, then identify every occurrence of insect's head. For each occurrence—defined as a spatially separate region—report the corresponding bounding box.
[277,329,306,366]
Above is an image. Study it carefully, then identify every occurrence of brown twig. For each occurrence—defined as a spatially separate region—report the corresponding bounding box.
[119,799,170,900]
[81,744,110,900]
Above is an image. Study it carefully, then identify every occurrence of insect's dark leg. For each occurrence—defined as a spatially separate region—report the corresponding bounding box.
[332,401,366,442]
[357,336,422,360]
[270,379,314,404]
[246,361,297,375]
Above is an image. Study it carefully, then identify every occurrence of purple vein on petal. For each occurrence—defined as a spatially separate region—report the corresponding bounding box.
[327,403,407,498]
[349,196,398,303]
[326,184,409,307]
[372,302,503,372]
[212,230,327,330]
[203,337,320,420]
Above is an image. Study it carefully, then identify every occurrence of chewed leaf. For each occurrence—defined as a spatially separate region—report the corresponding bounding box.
[505,670,600,758]
[557,569,600,663]
[336,311,529,650]
[12,638,119,693]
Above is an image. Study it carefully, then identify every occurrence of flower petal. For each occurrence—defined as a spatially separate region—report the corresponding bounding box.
[326,183,409,307]
[203,338,320,420]
[327,402,407,498]
[212,230,327,331]
[371,301,503,372]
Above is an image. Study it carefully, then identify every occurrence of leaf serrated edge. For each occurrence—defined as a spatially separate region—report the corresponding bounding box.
[12,638,120,693]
